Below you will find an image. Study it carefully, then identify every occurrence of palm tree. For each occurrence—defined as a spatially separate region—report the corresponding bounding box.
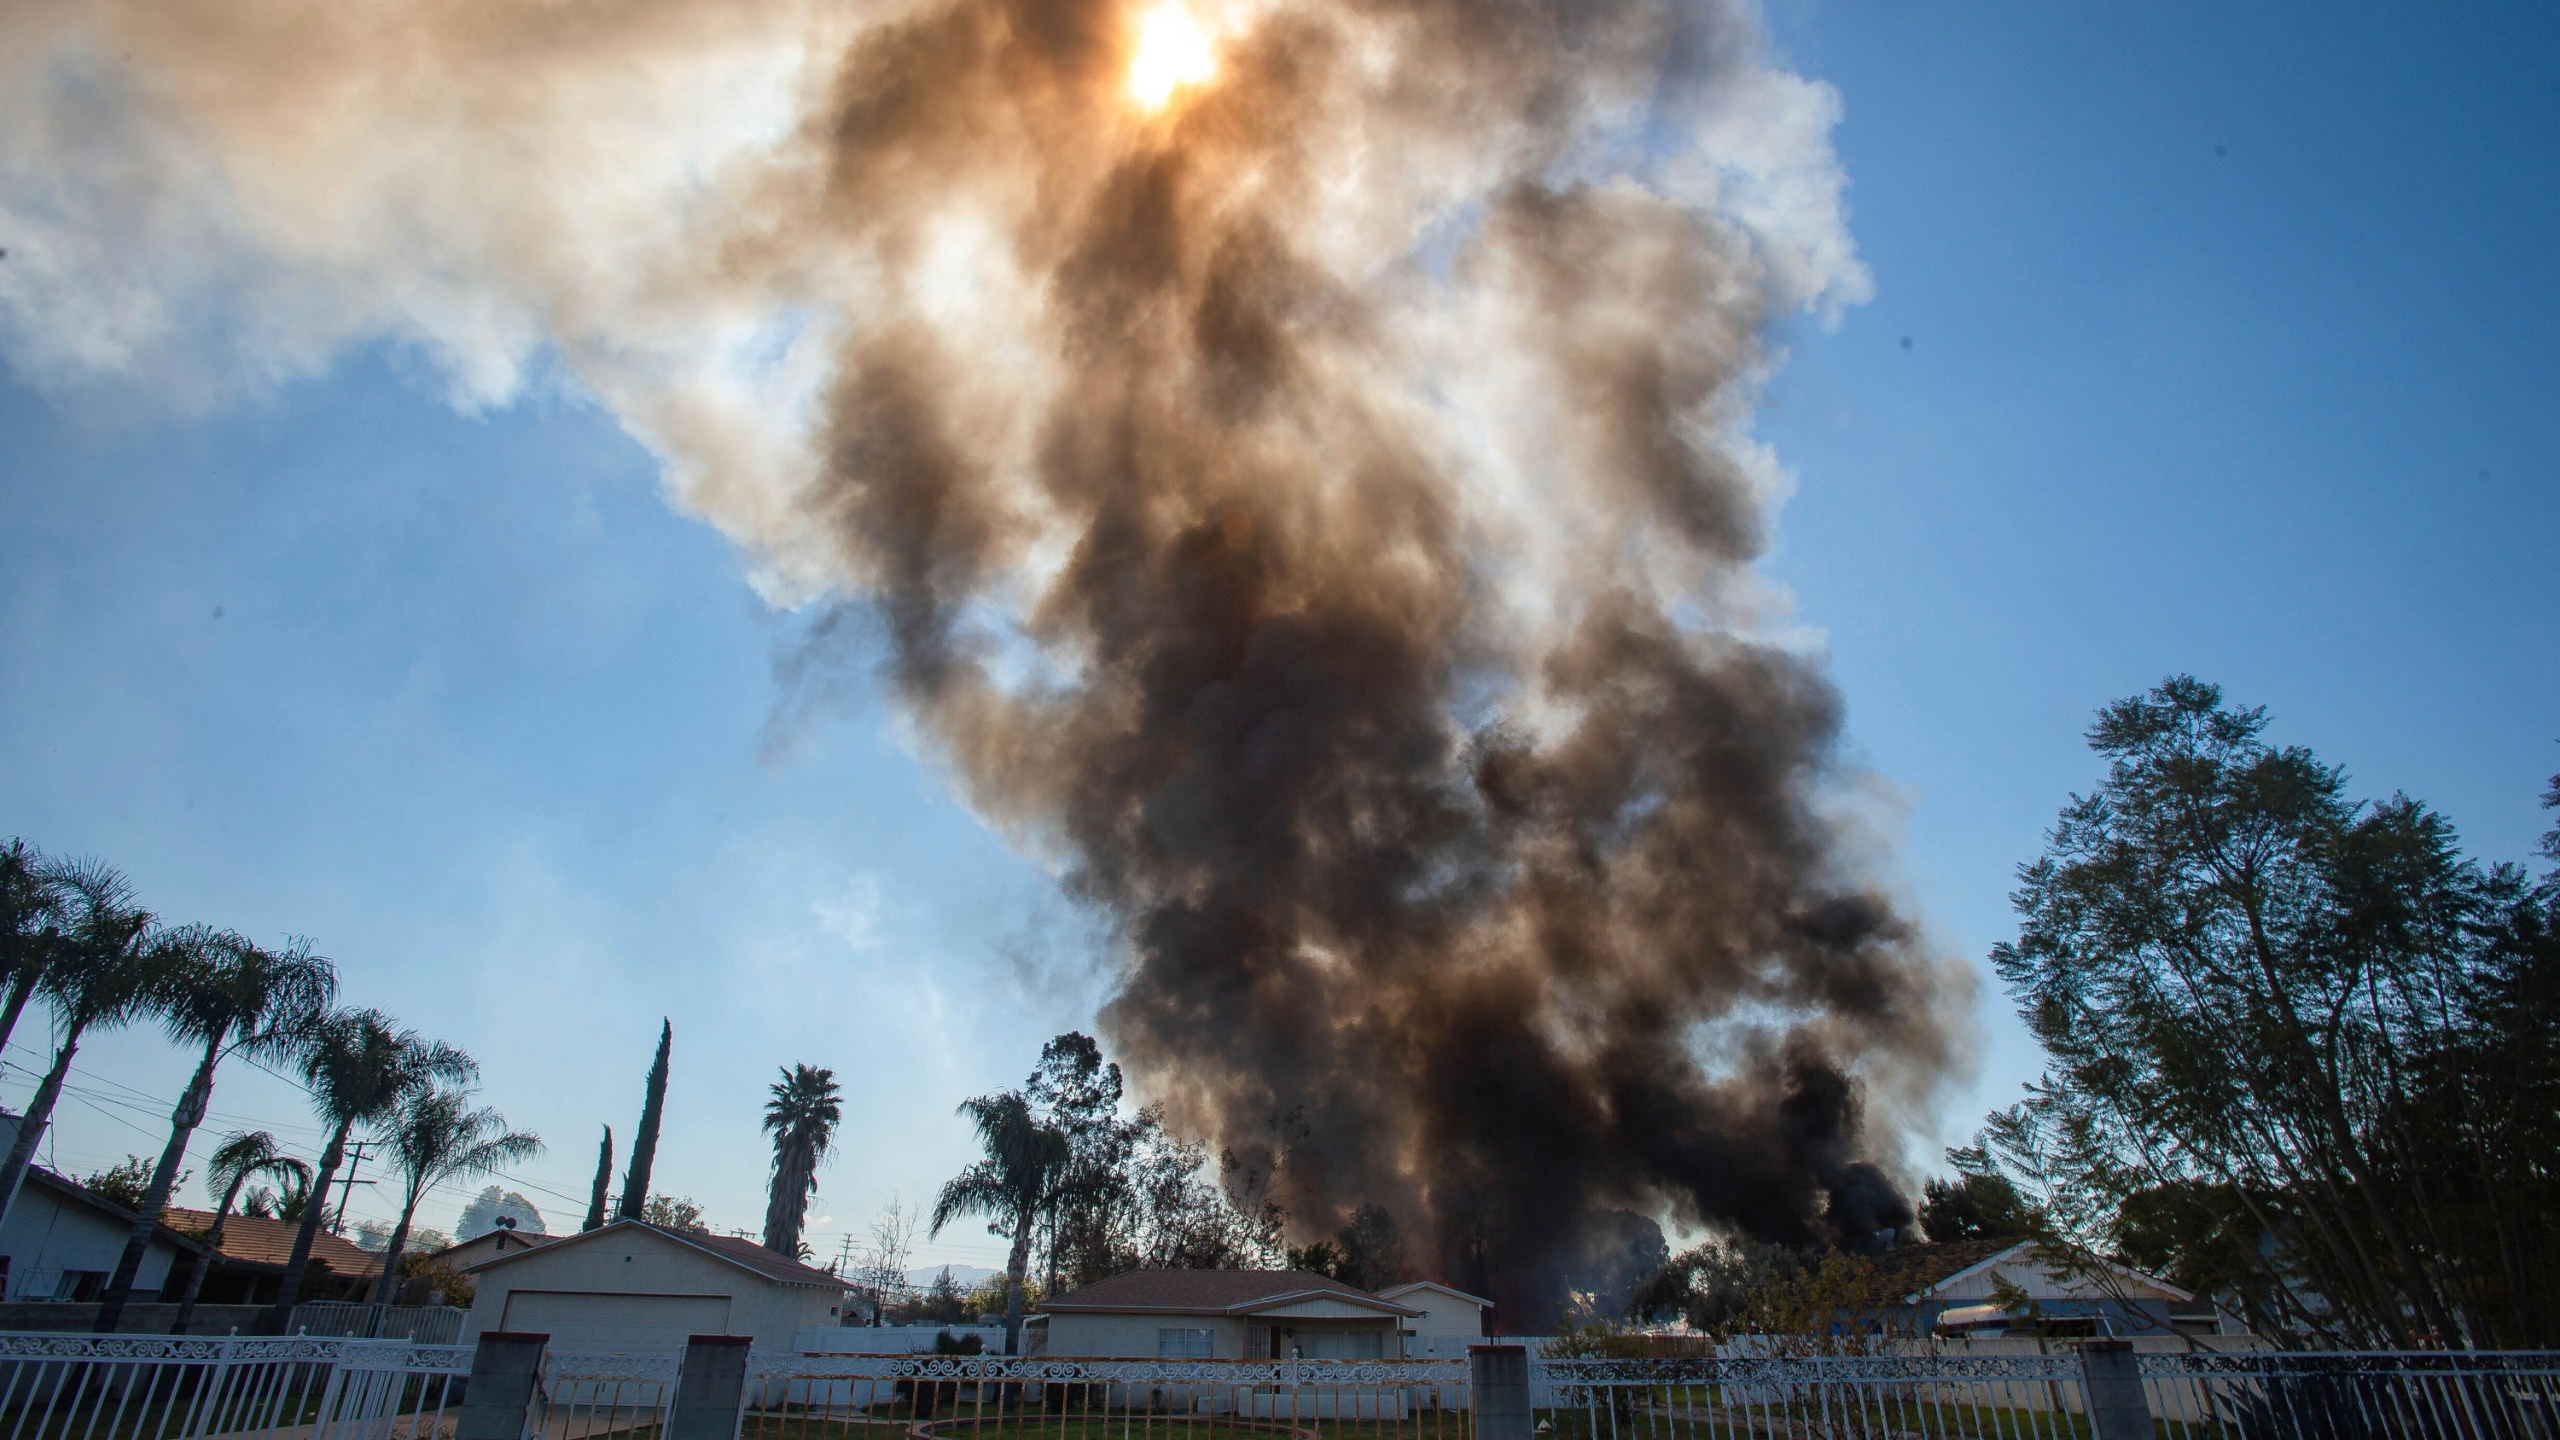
[0,839,67,1055]
[266,1008,475,1329]
[929,1090,1070,1355]
[760,1065,843,1257]
[171,1131,310,1331]
[0,861,169,1224]
[95,929,337,1331]
[367,1088,541,1330]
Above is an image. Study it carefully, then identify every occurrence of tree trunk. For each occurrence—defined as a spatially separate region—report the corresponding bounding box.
[0,1029,83,1225]
[263,1122,350,1332]
[95,1039,220,1331]
[0,970,38,1057]
[1002,1213,1030,1356]
[617,1021,670,1222]
[366,1202,418,1336]
[172,1174,251,1333]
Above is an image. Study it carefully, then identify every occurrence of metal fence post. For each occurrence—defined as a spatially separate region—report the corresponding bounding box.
[456,1332,549,1440]
[2078,1340,2153,1440]
[670,1335,753,1440]
[1471,1345,1531,1440]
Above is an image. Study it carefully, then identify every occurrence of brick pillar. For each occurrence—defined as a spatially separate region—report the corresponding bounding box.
[1470,1345,1531,1440]
[669,1335,753,1440]
[455,1331,549,1440]
[2078,1339,2153,1440]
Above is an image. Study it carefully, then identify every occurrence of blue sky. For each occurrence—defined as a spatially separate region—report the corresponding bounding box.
[2,1,2553,1271]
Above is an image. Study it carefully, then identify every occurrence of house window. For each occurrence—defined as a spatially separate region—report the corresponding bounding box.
[56,1271,107,1302]
[1157,1327,1216,1359]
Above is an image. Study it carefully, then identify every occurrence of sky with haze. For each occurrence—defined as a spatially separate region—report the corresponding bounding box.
[2,0,2553,1276]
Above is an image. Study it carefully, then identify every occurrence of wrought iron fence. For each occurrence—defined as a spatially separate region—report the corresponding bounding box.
[534,1349,680,1440]
[1537,1354,2103,1440]
[288,1308,467,1348]
[738,1352,1476,1440]
[2138,1351,2560,1440]
[0,1334,469,1440]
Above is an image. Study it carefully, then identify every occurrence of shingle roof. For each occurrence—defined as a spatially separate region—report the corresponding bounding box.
[1869,1240,2033,1301]
[161,1207,379,1277]
[462,1219,850,1289]
[1044,1269,1421,1316]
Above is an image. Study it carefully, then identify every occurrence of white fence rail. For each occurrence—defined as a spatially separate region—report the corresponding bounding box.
[6,1331,2557,1440]
[0,1335,468,1440]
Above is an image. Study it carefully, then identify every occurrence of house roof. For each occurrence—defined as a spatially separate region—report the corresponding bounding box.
[1376,1280,1492,1309]
[1878,1239,2195,1305]
[24,1169,205,1255]
[429,1228,555,1266]
[462,1218,851,1290]
[160,1207,377,1277]
[1043,1269,1423,1318]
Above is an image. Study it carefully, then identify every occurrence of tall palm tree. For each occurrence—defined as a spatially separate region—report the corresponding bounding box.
[929,1090,1070,1355]
[0,861,168,1224]
[266,1008,475,1330]
[0,839,67,1055]
[367,1088,541,1330]
[760,1065,843,1258]
[171,1131,311,1331]
[95,930,337,1331]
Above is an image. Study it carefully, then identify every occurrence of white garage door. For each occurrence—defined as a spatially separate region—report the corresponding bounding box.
[500,1290,733,1353]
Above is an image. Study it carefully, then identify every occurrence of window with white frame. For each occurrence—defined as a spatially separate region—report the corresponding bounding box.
[1157,1327,1216,1358]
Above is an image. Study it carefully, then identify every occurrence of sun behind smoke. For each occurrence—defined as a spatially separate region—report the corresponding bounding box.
[1128,4,1217,111]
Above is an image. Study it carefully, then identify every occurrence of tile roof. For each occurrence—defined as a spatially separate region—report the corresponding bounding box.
[1044,1269,1421,1316]
[161,1207,381,1278]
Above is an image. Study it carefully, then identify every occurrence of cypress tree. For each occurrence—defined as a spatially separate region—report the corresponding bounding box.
[582,1125,613,1231]
[617,1020,670,1221]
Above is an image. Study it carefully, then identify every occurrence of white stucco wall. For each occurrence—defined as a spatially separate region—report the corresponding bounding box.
[464,1227,842,1352]
[1380,1287,1485,1341]
[1046,1311,1252,1358]
[0,1179,183,1301]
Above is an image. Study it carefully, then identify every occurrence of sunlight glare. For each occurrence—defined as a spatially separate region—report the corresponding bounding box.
[1128,5,1217,112]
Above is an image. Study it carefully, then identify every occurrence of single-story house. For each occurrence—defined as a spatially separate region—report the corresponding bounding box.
[1875,1239,2230,1338]
[1375,1280,1490,1352]
[1037,1269,1423,1360]
[0,1166,204,1303]
[461,1218,851,1353]
[429,1224,554,1274]
[158,1207,378,1305]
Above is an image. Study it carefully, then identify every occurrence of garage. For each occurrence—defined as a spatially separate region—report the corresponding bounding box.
[464,1218,853,1356]
[500,1290,732,1351]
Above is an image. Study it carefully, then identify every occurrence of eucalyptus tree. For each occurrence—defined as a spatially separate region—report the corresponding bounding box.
[267,1009,475,1328]
[0,861,166,1224]
[171,1131,311,1331]
[367,1088,540,1330]
[760,1064,843,1258]
[95,930,337,1330]
[0,839,66,1054]
[929,1090,1070,1355]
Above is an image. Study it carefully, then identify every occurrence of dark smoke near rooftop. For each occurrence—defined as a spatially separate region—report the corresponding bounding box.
[796,0,1962,1316]
[3,0,1967,1319]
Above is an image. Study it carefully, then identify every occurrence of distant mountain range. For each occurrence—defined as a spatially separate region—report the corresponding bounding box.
[904,1263,999,1288]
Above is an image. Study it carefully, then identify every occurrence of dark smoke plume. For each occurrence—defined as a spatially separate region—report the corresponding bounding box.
[790,0,1961,1316]
[2,0,1967,1318]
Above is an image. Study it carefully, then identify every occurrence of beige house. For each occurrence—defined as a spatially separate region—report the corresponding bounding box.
[1374,1280,1490,1351]
[462,1219,850,1352]
[1875,1239,2227,1338]
[1038,1269,1422,1360]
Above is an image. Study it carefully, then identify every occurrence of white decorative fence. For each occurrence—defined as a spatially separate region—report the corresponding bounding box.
[0,1334,469,1440]
[4,1332,2556,1440]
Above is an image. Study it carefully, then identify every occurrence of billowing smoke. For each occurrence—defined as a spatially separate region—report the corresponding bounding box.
[3,0,1967,1316]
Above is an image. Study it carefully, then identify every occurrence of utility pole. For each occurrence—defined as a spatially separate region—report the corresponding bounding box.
[330,1139,379,1234]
